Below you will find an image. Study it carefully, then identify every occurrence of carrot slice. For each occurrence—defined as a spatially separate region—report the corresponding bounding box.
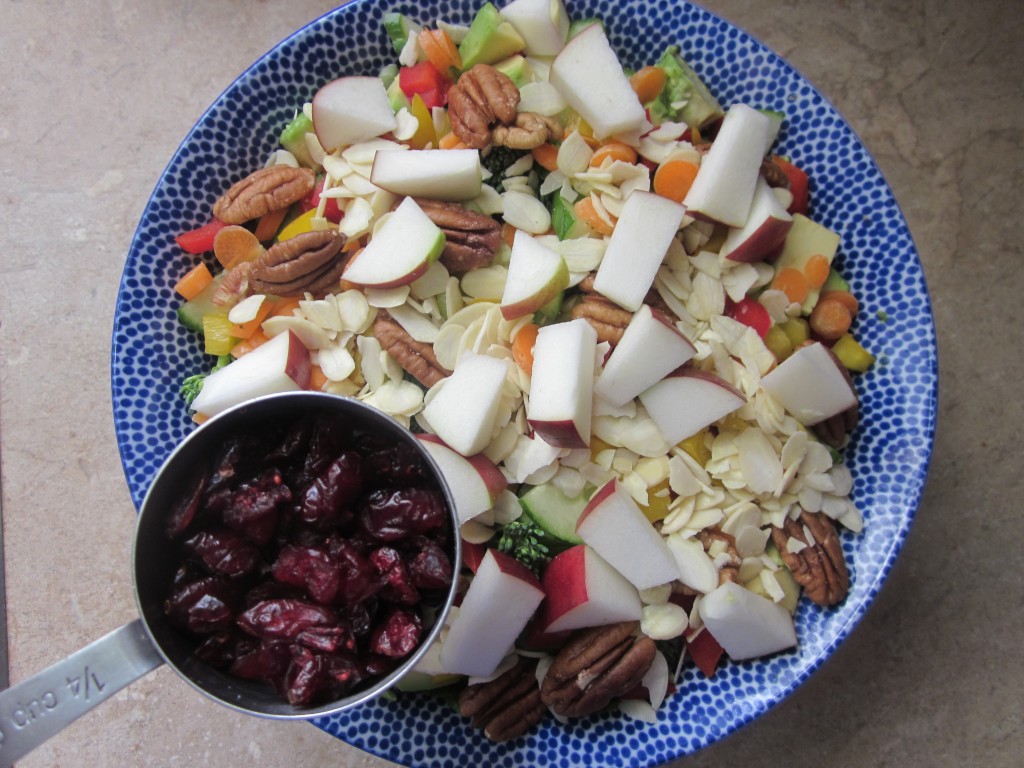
[773,267,811,305]
[653,160,699,203]
[629,65,667,104]
[809,298,853,341]
[819,289,860,317]
[418,28,462,73]
[174,263,213,300]
[230,328,269,358]
[309,364,329,391]
[512,323,540,375]
[590,142,637,167]
[531,142,560,172]
[574,196,615,236]
[229,298,273,339]
[803,253,831,289]
[438,132,468,150]
[254,207,288,243]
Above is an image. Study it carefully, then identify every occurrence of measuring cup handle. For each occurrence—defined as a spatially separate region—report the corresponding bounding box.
[0,619,164,765]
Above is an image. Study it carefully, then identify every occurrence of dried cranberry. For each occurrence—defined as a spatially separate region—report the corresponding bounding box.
[359,488,446,542]
[223,469,291,545]
[370,546,420,606]
[272,545,343,605]
[243,580,304,608]
[299,451,362,528]
[164,576,238,635]
[230,641,290,681]
[193,632,238,668]
[283,646,327,706]
[165,470,208,539]
[337,598,377,639]
[295,624,356,654]
[237,599,337,643]
[323,650,366,693]
[326,539,384,606]
[369,608,422,658]
[362,654,398,678]
[304,422,352,479]
[185,529,260,577]
[267,419,313,465]
[359,438,430,486]
[408,538,453,591]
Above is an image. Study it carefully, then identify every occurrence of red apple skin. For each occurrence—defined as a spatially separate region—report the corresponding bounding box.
[488,548,544,590]
[576,480,617,530]
[527,418,588,449]
[663,366,745,399]
[461,540,487,573]
[283,330,313,389]
[417,433,508,501]
[540,545,591,628]
[724,216,794,263]
[341,249,434,289]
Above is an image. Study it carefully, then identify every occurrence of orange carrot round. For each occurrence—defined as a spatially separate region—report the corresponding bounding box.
[653,160,700,203]
[629,65,667,104]
[531,142,560,172]
[590,142,637,167]
[438,132,469,150]
[418,28,462,73]
[174,263,213,300]
[819,289,860,317]
[512,323,540,375]
[803,253,831,288]
[809,298,853,341]
[773,267,811,305]
[574,196,615,235]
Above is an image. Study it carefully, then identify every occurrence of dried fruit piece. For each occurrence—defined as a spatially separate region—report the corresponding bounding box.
[213,165,316,224]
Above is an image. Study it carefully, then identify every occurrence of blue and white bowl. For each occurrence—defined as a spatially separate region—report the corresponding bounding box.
[111,1,939,765]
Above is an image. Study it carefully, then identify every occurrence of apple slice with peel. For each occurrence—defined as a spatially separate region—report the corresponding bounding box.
[500,0,570,56]
[592,190,687,312]
[576,480,680,590]
[541,544,642,632]
[440,549,545,677]
[760,341,857,425]
[698,581,797,661]
[683,104,772,227]
[548,23,646,140]
[370,149,483,201]
[594,305,696,407]
[191,330,310,417]
[639,368,746,445]
[527,318,597,449]
[312,76,398,153]
[421,353,511,457]
[500,230,569,320]
[341,197,445,289]
[720,177,794,263]
[417,434,507,525]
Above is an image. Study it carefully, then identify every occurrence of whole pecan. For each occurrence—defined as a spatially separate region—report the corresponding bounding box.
[492,112,564,150]
[248,229,347,298]
[570,294,633,345]
[448,64,520,149]
[770,510,849,606]
[213,166,316,224]
[458,656,547,741]
[373,311,451,387]
[413,198,501,273]
[697,527,742,585]
[540,621,655,718]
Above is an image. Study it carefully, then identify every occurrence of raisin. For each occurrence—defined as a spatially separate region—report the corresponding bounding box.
[237,599,338,643]
[185,529,261,577]
[359,488,447,542]
[299,450,362,528]
[369,608,422,658]
[165,576,238,635]
[371,546,420,606]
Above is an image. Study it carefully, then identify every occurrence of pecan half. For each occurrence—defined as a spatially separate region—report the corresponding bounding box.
[492,112,564,150]
[414,198,501,273]
[812,403,859,449]
[248,229,347,298]
[213,166,316,224]
[374,311,451,387]
[541,621,655,718]
[459,657,547,741]
[570,294,633,344]
[448,64,520,149]
[698,527,742,585]
[577,273,674,319]
[771,510,849,606]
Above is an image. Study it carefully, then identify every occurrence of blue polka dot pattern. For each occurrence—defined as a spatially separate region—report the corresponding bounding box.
[110,0,938,765]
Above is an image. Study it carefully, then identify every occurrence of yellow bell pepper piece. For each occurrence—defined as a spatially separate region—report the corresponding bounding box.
[831,333,875,373]
[408,94,437,149]
[639,479,672,523]
[276,209,319,242]
[677,430,711,466]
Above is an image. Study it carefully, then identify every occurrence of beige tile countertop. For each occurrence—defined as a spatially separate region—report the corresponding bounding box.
[1,0,1021,766]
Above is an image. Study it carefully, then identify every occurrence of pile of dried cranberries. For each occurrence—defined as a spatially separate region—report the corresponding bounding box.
[162,414,454,707]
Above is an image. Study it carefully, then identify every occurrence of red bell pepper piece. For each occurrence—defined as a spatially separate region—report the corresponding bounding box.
[773,156,809,216]
[398,61,451,110]
[687,628,725,678]
[300,175,344,223]
[175,218,229,254]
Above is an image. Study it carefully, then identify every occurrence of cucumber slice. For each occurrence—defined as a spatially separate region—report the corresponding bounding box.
[279,111,314,168]
[519,483,588,545]
[176,273,223,333]
[567,17,603,40]
[822,268,850,293]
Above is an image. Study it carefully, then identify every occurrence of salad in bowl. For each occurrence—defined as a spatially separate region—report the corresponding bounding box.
[112,0,936,764]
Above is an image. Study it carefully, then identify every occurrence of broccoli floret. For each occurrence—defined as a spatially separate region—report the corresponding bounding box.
[179,355,232,406]
[481,145,529,181]
[497,519,551,575]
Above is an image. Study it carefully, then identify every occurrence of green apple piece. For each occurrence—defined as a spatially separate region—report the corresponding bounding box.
[278,111,315,168]
[341,197,446,288]
[459,3,526,69]
[745,567,801,615]
[520,482,587,546]
[773,214,841,313]
[494,54,534,87]
[567,17,603,40]
[648,45,724,130]
[500,0,570,56]
[500,230,569,320]
[386,76,410,113]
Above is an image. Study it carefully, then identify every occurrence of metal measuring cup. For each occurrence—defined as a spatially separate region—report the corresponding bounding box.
[0,391,460,764]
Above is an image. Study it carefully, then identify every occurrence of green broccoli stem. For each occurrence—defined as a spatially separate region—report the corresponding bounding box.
[497,519,551,575]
